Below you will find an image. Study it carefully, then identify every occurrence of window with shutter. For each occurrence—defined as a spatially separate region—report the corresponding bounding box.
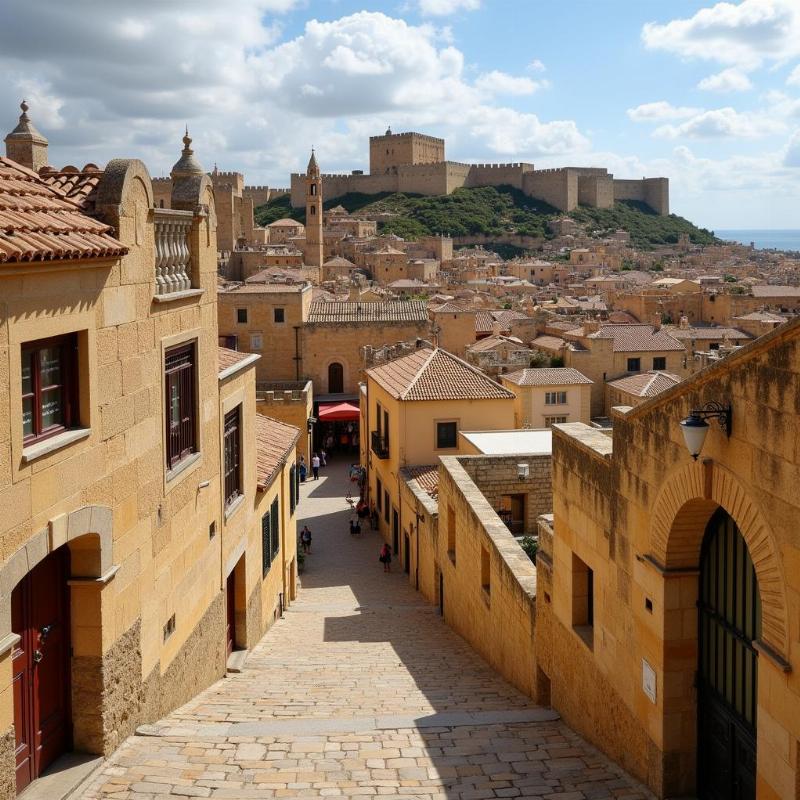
[223,406,241,507]
[289,464,296,515]
[270,498,280,559]
[261,512,271,576]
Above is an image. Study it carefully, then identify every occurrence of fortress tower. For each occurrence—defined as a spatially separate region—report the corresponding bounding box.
[304,149,323,268]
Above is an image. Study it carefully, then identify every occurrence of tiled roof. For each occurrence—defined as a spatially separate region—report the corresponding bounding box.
[531,335,566,351]
[503,367,593,386]
[492,309,528,325]
[607,370,681,398]
[220,282,307,294]
[578,324,684,352]
[268,217,303,227]
[733,311,787,322]
[255,414,301,490]
[751,285,800,297]
[367,347,514,401]
[403,464,439,500]
[467,335,525,353]
[323,256,356,267]
[307,300,428,323]
[0,157,127,264]
[40,165,103,207]
[430,301,473,313]
[665,326,750,341]
[218,346,260,377]
[475,310,495,333]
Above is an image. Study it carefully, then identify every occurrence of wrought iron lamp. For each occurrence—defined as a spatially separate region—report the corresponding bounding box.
[679,402,731,460]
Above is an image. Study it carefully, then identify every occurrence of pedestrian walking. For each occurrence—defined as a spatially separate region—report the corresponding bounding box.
[312,453,321,480]
[379,542,392,573]
[300,525,312,554]
[320,449,327,467]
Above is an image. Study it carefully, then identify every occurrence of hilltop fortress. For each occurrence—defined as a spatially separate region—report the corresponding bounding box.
[290,129,669,215]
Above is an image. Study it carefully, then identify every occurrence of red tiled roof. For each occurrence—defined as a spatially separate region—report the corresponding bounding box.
[503,367,593,386]
[531,335,566,351]
[40,165,103,207]
[607,370,681,398]
[751,285,800,297]
[403,464,439,500]
[218,346,259,376]
[367,347,514,401]
[255,414,301,490]
[475,310,495,333]
[665,326,750,341]
[0,157,127,264]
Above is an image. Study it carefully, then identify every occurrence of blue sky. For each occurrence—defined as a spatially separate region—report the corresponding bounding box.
[1,0,799,229]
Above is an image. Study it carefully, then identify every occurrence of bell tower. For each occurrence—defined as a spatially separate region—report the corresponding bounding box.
[304,148,323,268]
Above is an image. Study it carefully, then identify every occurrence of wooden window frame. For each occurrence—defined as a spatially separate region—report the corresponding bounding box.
[544,391,567,406]
[270,497,280,559]
[236,308,248,324]
[21,333,79,445]
[261,511,271,576]
[627,357,641,372]
[653,356,666,370]
[274,308,285,324]
[223,406,242,507]
[435,420,458,450]
[164,343,197,470]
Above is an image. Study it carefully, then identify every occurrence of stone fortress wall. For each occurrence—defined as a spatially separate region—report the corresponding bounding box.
[289,131,669,215]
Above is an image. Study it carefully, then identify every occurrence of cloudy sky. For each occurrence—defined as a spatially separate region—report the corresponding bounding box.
[2,0,800,229]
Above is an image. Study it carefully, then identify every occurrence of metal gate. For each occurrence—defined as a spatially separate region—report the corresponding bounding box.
[697,508,760,800]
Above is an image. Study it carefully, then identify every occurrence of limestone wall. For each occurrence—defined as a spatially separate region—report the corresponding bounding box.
[613,177,669,215]
[464,162,533,191]
[523,169,577,212]
[542,319,800,798]
[242,185,271,208]
[577,175,614,209]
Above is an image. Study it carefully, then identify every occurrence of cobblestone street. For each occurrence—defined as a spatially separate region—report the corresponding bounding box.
[79,458,653,799]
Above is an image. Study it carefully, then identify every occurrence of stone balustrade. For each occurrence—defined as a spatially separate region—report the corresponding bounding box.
[154,209,194,295]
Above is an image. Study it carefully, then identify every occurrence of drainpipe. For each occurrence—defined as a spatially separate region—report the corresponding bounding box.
[280,462,288,613]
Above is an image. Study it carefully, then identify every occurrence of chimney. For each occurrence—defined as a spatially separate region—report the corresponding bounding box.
[652,314,661,332]
[5,100,48,172]
[583,318,601,335]
[679,315,690,330]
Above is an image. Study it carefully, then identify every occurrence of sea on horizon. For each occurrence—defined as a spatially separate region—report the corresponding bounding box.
[716,229,800,252]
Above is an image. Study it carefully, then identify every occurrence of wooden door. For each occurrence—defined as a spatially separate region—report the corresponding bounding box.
[403,534,410,574]
[225,572,236,658]
[12,547,71,794]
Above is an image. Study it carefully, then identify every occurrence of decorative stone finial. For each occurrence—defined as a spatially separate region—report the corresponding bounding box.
[170,126,204,180]
[20,100,29,116]
[307,147,319,175]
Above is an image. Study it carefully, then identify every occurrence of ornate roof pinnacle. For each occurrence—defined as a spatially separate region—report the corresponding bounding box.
[5,98,48,145]
[171,126,204,180]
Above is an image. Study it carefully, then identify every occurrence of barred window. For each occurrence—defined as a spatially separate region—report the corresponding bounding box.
[165,343,196,469]
[261,511,271,576]
[223,406,241,507]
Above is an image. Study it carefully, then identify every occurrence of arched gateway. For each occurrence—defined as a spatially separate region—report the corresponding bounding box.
[697,508,760,799]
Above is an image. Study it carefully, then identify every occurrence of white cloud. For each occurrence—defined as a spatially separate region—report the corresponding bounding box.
[528,59,546,72]
[474,70,546,96]
[417,0,480,16]
[627,101,702,122]
[698,67,753,92]
[787,64,800,86]
[784,130,800,166]
[642,0,800,69]
[654,107,784,139]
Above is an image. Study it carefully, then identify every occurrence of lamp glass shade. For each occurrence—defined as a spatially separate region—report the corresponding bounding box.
[680,414,709,459]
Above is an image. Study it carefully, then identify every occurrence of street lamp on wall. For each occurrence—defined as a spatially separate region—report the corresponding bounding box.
[679,401,732,460]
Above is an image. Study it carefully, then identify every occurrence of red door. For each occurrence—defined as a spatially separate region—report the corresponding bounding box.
[12,548,71,794]
[225,572,235,658]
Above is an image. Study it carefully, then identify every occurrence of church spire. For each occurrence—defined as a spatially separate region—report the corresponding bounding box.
[307,147,319,176]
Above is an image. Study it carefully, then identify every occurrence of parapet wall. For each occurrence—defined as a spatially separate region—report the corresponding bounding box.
[578,175,614,210]
[243,185,271,207]
[465,162,534,191]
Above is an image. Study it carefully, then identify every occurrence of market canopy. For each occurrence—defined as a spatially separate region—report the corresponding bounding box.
[318,401,360,422]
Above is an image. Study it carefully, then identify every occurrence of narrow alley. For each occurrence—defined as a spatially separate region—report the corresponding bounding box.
[79,459,652,799]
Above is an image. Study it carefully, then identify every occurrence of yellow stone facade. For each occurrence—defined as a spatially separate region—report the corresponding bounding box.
[0,155,299,798]
[538,317,800,798]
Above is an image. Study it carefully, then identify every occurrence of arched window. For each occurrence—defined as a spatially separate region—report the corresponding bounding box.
[310,184,316,196]
[328,362,343,394]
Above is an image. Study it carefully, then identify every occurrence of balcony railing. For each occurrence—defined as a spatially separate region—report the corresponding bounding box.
[371,431,389,459]
[155,209,194,296]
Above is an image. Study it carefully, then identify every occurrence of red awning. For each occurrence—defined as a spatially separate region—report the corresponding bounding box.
[318,401,360,422]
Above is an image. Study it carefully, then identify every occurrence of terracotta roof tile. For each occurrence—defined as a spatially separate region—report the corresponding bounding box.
[40,165,103,207]
[502,367,593,386]
[367,347,514,401]
[475,310,495,333]
[307,300,427,323]
[665,326,750,341]
[218,346,259,376]
[576,324,684,352]
[0,157,126,264]
[751,285,800,297]
[255,414,301,490]
[467,335,525,353]
[403,464,439,499]
[607,370,681,398]
[531,335,566,351]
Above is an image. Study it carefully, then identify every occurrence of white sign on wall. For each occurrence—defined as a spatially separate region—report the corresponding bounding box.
[642,659,657,704]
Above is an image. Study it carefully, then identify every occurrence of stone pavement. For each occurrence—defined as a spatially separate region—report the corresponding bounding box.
[78,457,654,799]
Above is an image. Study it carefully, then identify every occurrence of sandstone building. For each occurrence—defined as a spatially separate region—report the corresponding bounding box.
[290,129,669,215]
[0,106,300,797]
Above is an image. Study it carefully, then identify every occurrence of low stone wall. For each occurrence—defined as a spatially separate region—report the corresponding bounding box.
[434,456,540,698]
[0,729,13,800]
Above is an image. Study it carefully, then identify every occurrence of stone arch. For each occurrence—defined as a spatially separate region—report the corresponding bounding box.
[0,505,114,642]
[327,360,344,394]
[95,158,155,211]
[650,461,788,660]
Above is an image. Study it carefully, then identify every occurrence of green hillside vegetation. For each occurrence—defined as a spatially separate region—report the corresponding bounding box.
[254,186,719,250]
